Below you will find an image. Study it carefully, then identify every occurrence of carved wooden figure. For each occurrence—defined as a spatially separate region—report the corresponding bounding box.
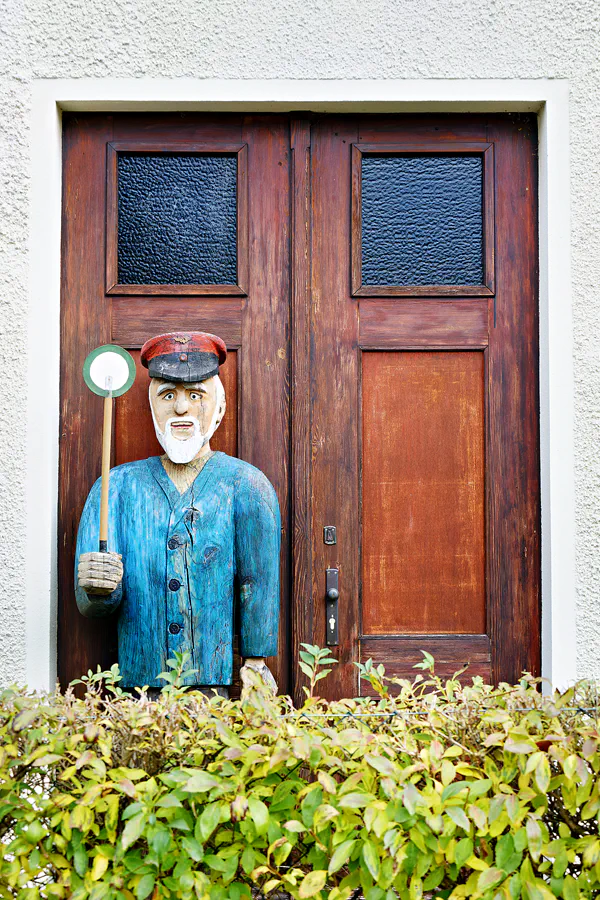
[75,332,280,694]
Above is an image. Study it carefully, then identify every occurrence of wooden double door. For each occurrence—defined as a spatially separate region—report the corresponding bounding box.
[60,112,539,699]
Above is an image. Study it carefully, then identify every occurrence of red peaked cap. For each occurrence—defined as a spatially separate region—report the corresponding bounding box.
[140,332,227,384]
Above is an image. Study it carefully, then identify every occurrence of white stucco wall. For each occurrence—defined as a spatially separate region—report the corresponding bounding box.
[1,0,598,686]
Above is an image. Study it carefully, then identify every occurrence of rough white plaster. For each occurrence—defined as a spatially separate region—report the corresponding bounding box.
[0,0,598,685]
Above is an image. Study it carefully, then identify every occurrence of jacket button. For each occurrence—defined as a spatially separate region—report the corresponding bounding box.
[169,622,182,635]
[168,578,181,591]
[168,538,179,550]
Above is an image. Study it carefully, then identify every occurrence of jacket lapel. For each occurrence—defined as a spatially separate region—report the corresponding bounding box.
[149,452,223,533]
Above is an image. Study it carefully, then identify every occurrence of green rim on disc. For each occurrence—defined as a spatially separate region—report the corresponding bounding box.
[83,344,137,398]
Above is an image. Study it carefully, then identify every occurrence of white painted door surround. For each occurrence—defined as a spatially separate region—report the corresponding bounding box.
[27,78,573,691]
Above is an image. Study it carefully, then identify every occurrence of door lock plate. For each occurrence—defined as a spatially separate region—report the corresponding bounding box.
[325,567,339,646]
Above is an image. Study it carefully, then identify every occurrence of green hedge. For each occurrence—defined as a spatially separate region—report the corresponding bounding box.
[1,647,600,900]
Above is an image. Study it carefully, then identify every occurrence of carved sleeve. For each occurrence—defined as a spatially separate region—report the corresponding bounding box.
[234,469,281,659]
[74,478,124,617]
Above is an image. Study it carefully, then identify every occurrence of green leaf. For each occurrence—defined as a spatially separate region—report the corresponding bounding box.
[148,826,171,858]
[535,756,551,794]
[181,836,204,862]
[122,813,146,850]
[505,738,536,754]
[284,819,306,832]
[204,853,230,872]
[299,870,327,898]
[73,846,88,877]
[24,821,47,844]
[467,779,492,798]
[563,874,579,900]
[135,874,155,900]
[526,816,542,862]
[403,783,420,814]
[338,792,373,808]
[155,793,183,808]
[248,797,269,835]
[328,839,356,875]
[12,709,39,732]
[446,807,470,832]
[496,834,522,874]
[183,771,220,793]
[455,838,473,869]
[365,754,397,777]
[199,802,222,841]
[506,794,520,824]
[478,868,506,891]
[362,840,381,882]
[241,846,255,875]
[442,783,469,802]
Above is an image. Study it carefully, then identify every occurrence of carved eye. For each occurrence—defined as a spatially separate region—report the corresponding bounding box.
[189,392,201,401]
[162,391,175,401]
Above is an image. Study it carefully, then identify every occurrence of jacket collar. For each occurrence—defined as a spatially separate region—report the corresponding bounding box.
[147,452,221,519]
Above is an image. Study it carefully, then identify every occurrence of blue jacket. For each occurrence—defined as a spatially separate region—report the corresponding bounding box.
[75,452,280,688]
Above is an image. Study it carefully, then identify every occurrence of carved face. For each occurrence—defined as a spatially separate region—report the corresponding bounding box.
[149,375,226,464]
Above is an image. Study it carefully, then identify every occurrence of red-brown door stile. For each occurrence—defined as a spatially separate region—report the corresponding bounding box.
[294,114,540,701]
[59,113,292,693]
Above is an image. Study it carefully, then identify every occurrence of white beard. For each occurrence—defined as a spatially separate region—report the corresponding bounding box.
[155,416,205,464]
[150,379,225,464]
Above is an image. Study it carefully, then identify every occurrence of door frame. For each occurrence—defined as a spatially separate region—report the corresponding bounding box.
[26,78,574,692]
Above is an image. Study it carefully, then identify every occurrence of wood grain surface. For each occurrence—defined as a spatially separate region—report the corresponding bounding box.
[60,112,540,696]
[360,635,492,696]
[309,117,361,699]
[59,115,117,686]
[290,119,313,704]
[60,113,291,691]
[111,297,242,349]
[362,350,486,636]
[360,299,488,349]
[239,116,291,693]
[485,116,540,683]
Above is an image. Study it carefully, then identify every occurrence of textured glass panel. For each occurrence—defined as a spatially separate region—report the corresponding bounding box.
[361,155,483,286]
[117,153,237,285]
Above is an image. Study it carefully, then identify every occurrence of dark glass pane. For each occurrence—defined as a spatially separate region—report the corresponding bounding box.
[361,155,483,286]
[117,153,237,285]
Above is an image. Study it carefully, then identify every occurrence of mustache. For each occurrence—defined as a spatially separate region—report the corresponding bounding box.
[162,416,200,435]
[169,418,196,428]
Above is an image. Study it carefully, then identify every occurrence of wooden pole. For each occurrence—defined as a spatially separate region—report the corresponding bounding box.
[99,377,113,552]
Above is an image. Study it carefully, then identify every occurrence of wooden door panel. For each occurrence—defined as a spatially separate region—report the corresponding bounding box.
[357,115,488,143]
[309,118,360,699]
[303,114,539,700]
[362,350,486,636]
[111,297,242,348]
[486,117,540,684]
[60,113,291,693]
[360,635,492,695]
[61,112,539,701]
[59,115,117,685]
[359,300,488,349]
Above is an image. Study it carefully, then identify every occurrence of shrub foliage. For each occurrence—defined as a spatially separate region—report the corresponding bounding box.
[1,648,600,900]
